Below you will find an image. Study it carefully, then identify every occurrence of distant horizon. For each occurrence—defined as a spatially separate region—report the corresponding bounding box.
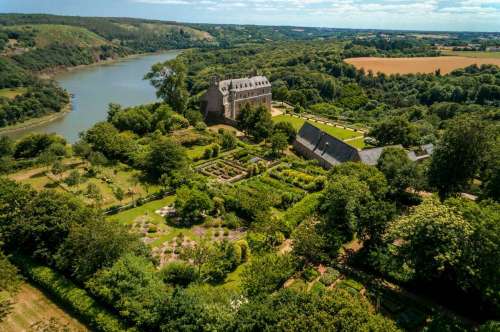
[2,0,500,33]
[2,11,500,35]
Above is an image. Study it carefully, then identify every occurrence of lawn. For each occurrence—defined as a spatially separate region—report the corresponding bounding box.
[107,195,176,225]
[0,283,87,332]
[0,87,27,99]
[272,114,361,140]
[346,137,366,149]
[186,144,211,160]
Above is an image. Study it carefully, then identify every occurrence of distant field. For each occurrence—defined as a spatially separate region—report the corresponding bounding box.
[0,283,87,332]
[273,114,361,141]
[0,87,27,99]
[344,56,500,75]
[441,50,500,59]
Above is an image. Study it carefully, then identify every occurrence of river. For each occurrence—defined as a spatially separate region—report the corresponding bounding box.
[7,50,181,143]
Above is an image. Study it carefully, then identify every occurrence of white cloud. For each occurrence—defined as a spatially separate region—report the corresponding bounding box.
[130,0,500,31]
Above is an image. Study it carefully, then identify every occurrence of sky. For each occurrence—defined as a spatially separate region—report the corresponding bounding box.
[1,0,500,32]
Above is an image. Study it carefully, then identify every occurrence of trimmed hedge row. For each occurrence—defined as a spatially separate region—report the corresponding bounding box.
[14,256,132,332]
[281,192,322,233]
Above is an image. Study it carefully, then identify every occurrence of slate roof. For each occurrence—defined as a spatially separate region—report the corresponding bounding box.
[218,76,271,95]
[295,122,433,167]
[296,122,359,166]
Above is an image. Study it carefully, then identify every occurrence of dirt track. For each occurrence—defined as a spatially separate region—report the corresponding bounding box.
[344,56,500,75]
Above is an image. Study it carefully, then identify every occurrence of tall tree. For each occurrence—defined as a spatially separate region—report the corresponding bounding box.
[145,58,188,115]
[428,117,493,198]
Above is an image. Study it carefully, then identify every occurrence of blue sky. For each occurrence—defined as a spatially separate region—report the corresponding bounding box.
[2,0,500,32]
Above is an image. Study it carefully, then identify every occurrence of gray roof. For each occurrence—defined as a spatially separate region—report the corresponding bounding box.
[296,122,359,166]
[296,123,433,167]
[218,76,271,95]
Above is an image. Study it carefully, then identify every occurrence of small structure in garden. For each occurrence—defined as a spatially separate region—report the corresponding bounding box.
[201,75,272,124]
[294,122,433,168]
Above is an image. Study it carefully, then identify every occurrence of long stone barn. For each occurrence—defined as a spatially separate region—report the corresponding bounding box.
[200,76,272,124]
[293,122,433,168]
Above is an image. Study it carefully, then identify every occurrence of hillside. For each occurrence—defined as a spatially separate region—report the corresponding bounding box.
[0,14,216,53]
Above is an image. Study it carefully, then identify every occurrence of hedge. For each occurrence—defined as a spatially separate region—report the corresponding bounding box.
[13,256,133,332]
[281,192,322,234]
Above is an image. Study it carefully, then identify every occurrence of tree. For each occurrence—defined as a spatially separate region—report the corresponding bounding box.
[145,58,188,114]
[369,116,418,147]
[387,198,473,283]
[55,220,144,282]
[174,186,213,225]
[233,288,398,332]
[241,253,296,298]
[320,163,394,250]
[64,170,81,186]
[377,147,417,196]
[480,139,500,202]
[87,254,169,330]
[291,218,328,265]
[428,117,493,198]
[269,131,288,156]
[180,237,212,279]
[220,129,237,150]
[273,121,297,143]
[237,105,273,141]
[86,183,103,208]
[0,136,14,157]
[113,186,125,203]
[144,137,188,180]
[4,190,96,265]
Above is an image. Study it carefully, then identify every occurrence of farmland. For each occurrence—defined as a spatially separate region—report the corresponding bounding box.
[344,56,500,75]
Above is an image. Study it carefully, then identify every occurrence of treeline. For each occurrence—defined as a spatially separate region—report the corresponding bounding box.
[12,43,130,72]
[345,36,441,57]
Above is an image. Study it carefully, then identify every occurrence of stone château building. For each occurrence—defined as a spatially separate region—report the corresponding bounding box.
[201,75,272,124]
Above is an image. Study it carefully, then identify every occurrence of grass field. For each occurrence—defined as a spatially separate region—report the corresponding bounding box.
[0,283,87,332]
[0,87,27,99]
[441,50,500,59]
[344,56,500,75]
[273,114,362,141]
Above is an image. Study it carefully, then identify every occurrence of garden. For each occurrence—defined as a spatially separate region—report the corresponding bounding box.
[8,158,159,208]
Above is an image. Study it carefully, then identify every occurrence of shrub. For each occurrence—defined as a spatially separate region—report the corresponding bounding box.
[303,267,319,282]
[160,261,197,287]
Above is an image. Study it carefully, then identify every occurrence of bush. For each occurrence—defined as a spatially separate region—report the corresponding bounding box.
[14,256,128,332]
[303,267,319,282]
[160,261,197,287]
[319,268,340,286]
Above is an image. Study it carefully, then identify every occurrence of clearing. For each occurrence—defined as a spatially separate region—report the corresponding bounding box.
[344,56,500,75]
[0,283,87,332]
[0,87,27,99]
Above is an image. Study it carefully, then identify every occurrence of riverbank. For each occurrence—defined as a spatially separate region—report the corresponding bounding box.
[38,50,181,79]
[0,102,72,136]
